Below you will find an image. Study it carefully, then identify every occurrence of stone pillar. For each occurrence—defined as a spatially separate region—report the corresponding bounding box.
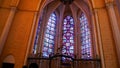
[93,6,119,68]
[93,8,105,68]
[91,10,100,58]
[57,11,63,53]
[106,2,120,67]
[37,7,48,54]
[73,11,78,58]
[57,6,65,54]
[0,7,16,55]
[23,12,38,65]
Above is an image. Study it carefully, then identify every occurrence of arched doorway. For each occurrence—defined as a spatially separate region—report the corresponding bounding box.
[29,63,38,68]
[2,55,15,68]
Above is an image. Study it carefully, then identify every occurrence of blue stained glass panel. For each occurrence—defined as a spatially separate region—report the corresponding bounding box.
[42,13,57,57]
[80,13,92,59]
[62,16,74,61]
[33,20,41,54]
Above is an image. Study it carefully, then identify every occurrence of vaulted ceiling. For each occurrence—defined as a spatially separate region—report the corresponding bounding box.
[42,0,91,22]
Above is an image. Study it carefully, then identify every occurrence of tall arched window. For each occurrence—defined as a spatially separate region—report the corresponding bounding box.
[62,16,74,61]
[80,13,92,59]
[42,13,57,57]
[33,21,41,54]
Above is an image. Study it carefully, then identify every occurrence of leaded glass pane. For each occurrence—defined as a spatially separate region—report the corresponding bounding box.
[42,13,57,57]
[80,13,92,59]
[62,16,74,61]
[33,20,41,54]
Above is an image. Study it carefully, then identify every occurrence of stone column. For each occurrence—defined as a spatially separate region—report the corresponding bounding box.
[0,7,16,55]
[57,6,65,54]
[93,8,105,68]
[37,7,48,54]
[57,12,63,54]
[91,10,100,58]
[106,2,120,67]
[23,12,38,65]
[73,12,78,58]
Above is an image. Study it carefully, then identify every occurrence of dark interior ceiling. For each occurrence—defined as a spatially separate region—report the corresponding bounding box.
[44,0,89,18]
[60,0,74,5]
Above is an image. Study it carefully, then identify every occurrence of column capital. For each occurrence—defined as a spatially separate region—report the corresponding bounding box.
[105,1,115,7]
[92,6,107,14]
[105,0,114,4]
[91,8,102,15]
[10,0,20,7]
[10,6,17,10]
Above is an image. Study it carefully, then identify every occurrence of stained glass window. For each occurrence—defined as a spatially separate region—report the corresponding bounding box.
[33,21,41,54]
[80,13,92,59]
[62,16,74,61]
[42,13,57,57]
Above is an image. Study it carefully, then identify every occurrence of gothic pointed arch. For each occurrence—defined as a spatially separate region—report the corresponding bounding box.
[79,13,92,59]
[32,0,95,60]
[62,15,75,60]
[42,12,57,57]
[3,55,15,63]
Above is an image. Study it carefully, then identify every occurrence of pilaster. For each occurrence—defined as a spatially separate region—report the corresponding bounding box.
[23,11,38,65]
[0,7,16,55]
[92,8,105,68]
[93,5,119,68]
[106,2,120,67]
[0,0,20,55]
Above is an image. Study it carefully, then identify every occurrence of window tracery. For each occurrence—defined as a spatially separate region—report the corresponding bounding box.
[62,16,74,61]
[42,13,57,57]
[33,21,41,54]
[80,13,92,59]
